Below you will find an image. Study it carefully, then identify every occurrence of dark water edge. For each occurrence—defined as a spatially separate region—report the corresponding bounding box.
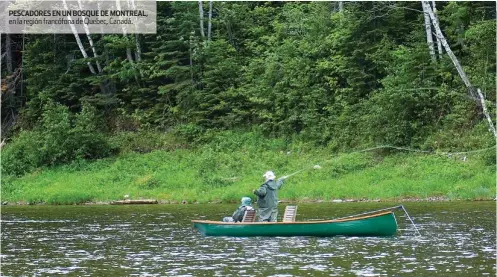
[2,197,495,206]
[1,202,495,276]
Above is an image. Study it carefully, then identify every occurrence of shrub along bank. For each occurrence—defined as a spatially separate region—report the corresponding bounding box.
[2,131,495,205]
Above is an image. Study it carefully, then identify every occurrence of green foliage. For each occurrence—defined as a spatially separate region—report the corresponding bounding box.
[173,123,206,144]
[108,130,180,153]
[1,130,43,177]
[2,2,495,181]
[2,102,113,176]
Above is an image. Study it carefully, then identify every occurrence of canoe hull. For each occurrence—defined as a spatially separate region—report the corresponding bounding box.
[192,211,397,237]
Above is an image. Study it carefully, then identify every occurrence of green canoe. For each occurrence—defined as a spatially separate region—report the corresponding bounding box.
[192,211,398,237]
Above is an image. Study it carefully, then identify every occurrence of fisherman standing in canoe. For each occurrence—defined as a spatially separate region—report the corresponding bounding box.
[253,171,286,222]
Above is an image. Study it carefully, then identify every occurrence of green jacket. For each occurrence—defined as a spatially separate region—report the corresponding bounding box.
[253,179,284,209]
[232,205,254,222]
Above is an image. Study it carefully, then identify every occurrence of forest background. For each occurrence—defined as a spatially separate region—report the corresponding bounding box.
[1,1,495,204]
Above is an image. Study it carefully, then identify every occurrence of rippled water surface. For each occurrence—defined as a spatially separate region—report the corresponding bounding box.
[1,202,495,276]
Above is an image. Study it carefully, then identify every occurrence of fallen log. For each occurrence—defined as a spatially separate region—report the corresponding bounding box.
[110,199,158,205]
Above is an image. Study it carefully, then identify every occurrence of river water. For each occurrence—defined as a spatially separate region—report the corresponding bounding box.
[1,202,495,276]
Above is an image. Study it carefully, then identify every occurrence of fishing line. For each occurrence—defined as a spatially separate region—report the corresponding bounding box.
[279,144,496,180]
[401,205,422,236]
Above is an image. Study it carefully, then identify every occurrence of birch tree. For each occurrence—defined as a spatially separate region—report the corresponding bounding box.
[422,1,436,62]
[115,0,136,65]
[207,1,213,41]
[77,0,102,73]
[130,0,142,61]
[62,0,96,74]
[198,1,205,38]
[431,1,443,58]
[422,1,496,138]
[477,88,497,137]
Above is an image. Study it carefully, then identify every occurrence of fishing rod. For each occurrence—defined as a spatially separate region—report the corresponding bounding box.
[333,205,404,220]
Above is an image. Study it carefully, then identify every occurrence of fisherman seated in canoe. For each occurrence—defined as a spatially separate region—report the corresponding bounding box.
[222,197,254,222]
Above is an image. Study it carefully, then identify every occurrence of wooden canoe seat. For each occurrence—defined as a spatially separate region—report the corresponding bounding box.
[283,206,298,222]
[242,209,256,222]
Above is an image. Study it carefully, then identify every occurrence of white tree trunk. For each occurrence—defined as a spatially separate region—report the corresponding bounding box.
[198,1,205,38]
[207,1,213,41]
[477,89,497,138]
[423,1,472,95]
[422,1,436,63]
[423,1,496,138]
[130,0,142,61]
[431,1,443,58]
[115,0,127,36]
[126,48,135,64]
[97,2,104,35]
[339,1,343,12]
[62,0,96,74]
[77,0,102,73]
[115,0,135,64]
[135,34,142,61]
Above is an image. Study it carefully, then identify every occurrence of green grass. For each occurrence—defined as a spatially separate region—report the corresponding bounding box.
[2,131,495,204]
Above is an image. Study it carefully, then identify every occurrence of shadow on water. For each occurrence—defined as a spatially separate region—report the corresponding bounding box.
[1,202,495,276]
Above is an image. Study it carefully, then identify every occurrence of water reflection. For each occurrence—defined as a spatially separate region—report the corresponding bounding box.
[1,202,495,276]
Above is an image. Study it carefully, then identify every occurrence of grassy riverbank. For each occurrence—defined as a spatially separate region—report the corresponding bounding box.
[2,131,495,205]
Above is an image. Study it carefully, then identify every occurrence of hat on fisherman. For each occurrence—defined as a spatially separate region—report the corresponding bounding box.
[263,171,276,181]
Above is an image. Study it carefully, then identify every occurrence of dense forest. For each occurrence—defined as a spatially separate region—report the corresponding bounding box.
[1,1,495,179]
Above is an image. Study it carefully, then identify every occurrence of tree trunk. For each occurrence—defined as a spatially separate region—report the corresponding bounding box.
[423,1,472,96]
[5,35,13,74]
[422,1,496,138]
[135,34,142,61]
[126,48,135,64]
[189,37,194,84]
[431,1,443,58]
[77,0,102,73]
[422,1,436,63]
[97,2,104,35]
[129,0,142,61]
[225,19,235,50]
[477,89,497,138]
[207,1,213,41]
[63,0,96,74]
[198,1,205,38]
[115,0,135,64]
[5,34,15,95]
[338,1,343,12]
